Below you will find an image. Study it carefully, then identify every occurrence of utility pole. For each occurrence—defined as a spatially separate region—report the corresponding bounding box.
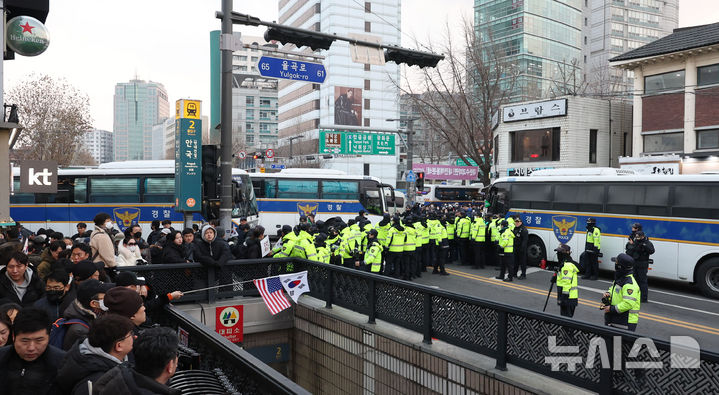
[219,0,233,238]
[387,117,418,206]
[288,135,303,159]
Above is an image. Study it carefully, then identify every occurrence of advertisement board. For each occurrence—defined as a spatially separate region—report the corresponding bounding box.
[334,86,362,126]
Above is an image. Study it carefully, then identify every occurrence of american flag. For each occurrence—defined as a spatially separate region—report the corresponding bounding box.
[253,276,291,315]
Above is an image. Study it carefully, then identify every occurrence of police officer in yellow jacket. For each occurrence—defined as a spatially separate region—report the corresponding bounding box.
[471,214,487,269]
[601,253,641,331]
[554,244,579,317]
[314,233,331,264]
[455,211,471,266]
[362,229,383,273]
[385,216,406,278]
[496,219,515,282]
[402,217,418,280]
[581,217,601,281]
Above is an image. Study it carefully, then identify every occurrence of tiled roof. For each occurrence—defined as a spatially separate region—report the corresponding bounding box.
[610,22,719,62]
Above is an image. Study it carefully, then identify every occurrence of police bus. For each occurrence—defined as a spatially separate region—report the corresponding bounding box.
[250,168,395,234]
[416,184,483,206]
[484,168,719,298]
[10,160,258,236]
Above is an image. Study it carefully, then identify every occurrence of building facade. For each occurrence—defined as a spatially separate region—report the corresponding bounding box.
[273,0,401,185]
[113,79,169,161]
[80,129,114,164]
[492,96,632,177]
[474,0,584,101]
[610,22,719,173]
[587,0,678,95]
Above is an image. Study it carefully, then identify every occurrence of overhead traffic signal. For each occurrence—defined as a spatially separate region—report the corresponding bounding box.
[416,171,425,191]
[253,152,264,160]
[264,26,336,51]
[384,46,444,68]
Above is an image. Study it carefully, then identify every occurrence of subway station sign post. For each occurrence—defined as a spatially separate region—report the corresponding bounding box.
[175,100,202,219]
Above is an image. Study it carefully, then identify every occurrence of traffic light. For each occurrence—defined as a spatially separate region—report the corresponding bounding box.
[416,171,425,191]
[264,26,336,51]
[384,46,444,68]
[202,145,219,199]
[253,152,264,160]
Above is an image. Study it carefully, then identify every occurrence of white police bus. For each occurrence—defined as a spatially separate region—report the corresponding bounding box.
[250,168,395,235]
[416,184,483,206]
[484,168,719,298]
[10,160,258,235]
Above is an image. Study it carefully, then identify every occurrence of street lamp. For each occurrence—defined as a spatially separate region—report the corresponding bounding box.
[387,117,419,205]
[288,135,303,159]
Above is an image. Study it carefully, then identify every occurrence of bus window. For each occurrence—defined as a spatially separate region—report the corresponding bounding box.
[10,179,35,204]
[487,182,510,214]
[322,181,358,200]
[673,185,719,218]
[90,177,140,203]
[252,179,265,198]
[144,177,174,203]
[553,184,604,213]
[74,178,87,203]
[511,183,552,209]
[277,179,317,199]
[360,181,383,215]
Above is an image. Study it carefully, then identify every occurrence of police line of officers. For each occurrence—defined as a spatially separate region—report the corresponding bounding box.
[267,206,529,282]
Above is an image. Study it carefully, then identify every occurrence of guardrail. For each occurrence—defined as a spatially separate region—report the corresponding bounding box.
[119,259,719,395]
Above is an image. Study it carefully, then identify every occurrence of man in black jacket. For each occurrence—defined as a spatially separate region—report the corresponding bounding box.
[61,280,115,351]
[93,327,181,395]
[34,269,75,322]
[194,225,232,267]
[512,216,529,280]
[56,314,135,395]
[625,230,655,303]
[0,252,46,307]
[0,308,66,395]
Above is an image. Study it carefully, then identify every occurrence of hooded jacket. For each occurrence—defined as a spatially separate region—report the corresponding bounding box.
[90,227,117,268]
[93,363,181,395]
[0,266,46,307]
[0,342,66,395]
[61,299,98,351]
[193,225,232,267]
[56,338,123,395]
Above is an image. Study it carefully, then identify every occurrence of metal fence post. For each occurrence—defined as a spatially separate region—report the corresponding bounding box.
[495,311,508,371]
[325,269,333,309]
[208,268,217,304]
[368,279,376,324]
[423,293,432,344]
[598,334,615,395]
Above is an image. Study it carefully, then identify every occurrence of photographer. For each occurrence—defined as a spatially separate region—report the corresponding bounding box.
[601,254,641,331]
[626,230,654,303]
[554,244,579,317]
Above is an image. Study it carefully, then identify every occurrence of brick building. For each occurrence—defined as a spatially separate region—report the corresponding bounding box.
[611,22,719,173]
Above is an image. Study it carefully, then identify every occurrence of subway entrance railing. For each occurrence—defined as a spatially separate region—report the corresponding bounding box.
[119,259,719,395]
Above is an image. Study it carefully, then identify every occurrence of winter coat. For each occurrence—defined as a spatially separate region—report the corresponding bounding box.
[0,343,66,395]
[0,266,46,307]
[245,237,263,259]
[33,286,76,322]
[93,363,181,395]
[37,248,58,280]
[57,338,123,395]
[90,227,116,268]
[116,243,142,267]
[61,299,98,351]
[193,226,232,268]
[160,242,186,264]
[71,230,92,240]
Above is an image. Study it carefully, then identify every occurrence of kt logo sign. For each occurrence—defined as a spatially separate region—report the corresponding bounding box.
[19,160,57,194]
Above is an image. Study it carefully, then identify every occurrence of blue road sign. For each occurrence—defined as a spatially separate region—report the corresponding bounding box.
[406,170,416,182]
[257,56,327,83]
[270,164,286,170]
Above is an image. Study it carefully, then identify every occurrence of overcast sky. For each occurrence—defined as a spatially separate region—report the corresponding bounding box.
[3,0,714,131]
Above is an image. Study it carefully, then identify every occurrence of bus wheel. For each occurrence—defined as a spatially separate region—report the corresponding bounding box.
[697,258,719,299]
[526,236,546,267]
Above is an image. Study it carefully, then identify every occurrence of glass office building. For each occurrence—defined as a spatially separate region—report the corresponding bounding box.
[475,0,583,102]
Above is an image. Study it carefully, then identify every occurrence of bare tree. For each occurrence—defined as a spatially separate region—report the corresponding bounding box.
[397,19,517,185]
[548,58,588,97]
[7,74,93,166]
[70,149,97,166]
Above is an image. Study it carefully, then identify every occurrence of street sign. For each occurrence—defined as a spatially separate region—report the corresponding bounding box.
[19,160,57,193]
[215,305,243,343]
[270,164,286,170]
[265,148,275,159]
[456,157,478,167]
[174,99,202,212]
[237,151,246,159]
[406,170,416,182]
[348,33,385,65]
[319,130,396,156]
[257,56,327,83]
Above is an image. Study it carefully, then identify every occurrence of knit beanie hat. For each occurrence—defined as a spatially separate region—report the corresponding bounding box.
[104,286,144,319]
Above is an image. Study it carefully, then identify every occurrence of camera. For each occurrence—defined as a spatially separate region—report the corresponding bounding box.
[600,295,611,309]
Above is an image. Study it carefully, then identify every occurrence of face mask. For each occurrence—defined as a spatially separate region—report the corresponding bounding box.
[97,299,109,312]
[134,232,142,238]
[66,244,72,249]
[105,222,114,230]
[46,290,64,303]
[129,246,137,252]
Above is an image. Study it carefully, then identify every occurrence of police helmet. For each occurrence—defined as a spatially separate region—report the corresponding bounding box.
[315,232,328,244]
[615,253,635,271]
[586,217,596,225]
[368,229,378,238]
[554,244,571,254]
[281,225,292,235]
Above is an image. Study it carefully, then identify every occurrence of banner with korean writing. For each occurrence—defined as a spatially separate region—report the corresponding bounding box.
[319,130,395,156]
[413,164,479,180]
[175,99,202,212]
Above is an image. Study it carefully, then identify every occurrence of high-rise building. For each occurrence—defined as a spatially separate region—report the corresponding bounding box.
[474,0,584,102]
[113,79,169,161]
[273,0,401,184]
[587,0,678,95]
[80,129,114,164]
[152,117,173,160]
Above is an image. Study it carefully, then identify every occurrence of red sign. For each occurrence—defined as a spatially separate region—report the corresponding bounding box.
[265,148,275,159]
[215,305,243,343]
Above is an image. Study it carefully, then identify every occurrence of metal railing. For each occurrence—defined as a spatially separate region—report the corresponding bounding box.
[119,259,719,395]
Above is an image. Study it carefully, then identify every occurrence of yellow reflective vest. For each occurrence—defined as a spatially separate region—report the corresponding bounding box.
[498,228,514,253]
[608,274,640,324]
[557,260,579,300]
